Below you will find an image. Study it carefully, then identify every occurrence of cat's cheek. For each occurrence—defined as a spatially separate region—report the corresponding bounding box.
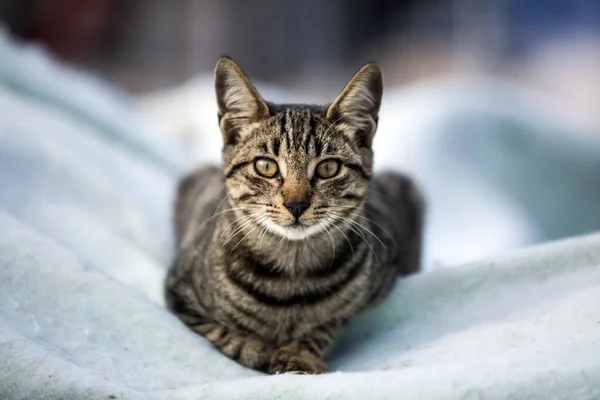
[316,182,347,198]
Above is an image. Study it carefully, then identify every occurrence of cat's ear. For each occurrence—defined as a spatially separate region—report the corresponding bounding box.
[326,63,383,147]
[215,57,269,145]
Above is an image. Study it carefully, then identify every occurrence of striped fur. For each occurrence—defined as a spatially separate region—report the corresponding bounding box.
[166,57,424,374]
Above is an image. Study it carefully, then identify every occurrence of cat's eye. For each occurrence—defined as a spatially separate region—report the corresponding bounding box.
[254,158,279,178]
[316,159,341,179]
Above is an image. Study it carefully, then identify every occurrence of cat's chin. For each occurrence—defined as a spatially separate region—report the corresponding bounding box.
[259,218,326,241]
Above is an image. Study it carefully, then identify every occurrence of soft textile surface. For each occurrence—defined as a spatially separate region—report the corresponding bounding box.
[1,29,600,399]
[2,212,600,400]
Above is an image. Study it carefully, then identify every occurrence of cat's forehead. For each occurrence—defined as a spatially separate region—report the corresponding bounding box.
[269,106,325,134]
[262,105,345,150]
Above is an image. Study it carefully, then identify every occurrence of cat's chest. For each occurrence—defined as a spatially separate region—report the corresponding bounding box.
[217,291,352,344]
[212,259,369,343]
[265,306,336,342]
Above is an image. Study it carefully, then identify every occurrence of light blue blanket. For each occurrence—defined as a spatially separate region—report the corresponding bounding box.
[1,29,600,399]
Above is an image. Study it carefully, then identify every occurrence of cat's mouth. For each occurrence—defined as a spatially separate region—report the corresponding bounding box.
[259,216,326,240]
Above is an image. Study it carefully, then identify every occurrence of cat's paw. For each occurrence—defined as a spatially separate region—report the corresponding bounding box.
[268,345,327,375]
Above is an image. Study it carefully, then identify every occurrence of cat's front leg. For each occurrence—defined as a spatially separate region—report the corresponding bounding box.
[194,319,273,371]
[268,321,342,374]
[268,343,327,374]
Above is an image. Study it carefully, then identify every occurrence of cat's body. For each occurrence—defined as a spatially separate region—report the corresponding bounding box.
[166,58,424,374]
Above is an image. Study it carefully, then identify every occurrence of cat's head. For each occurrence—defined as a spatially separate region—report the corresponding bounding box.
[215,57,382,240]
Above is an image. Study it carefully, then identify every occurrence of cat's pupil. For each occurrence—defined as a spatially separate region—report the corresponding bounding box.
[264,162,275,174]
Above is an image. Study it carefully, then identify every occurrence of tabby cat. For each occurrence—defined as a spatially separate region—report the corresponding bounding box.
[165,57,424,374]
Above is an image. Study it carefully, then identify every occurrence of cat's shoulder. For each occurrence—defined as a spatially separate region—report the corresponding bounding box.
[177,165,223,198]
[371,171,424,209]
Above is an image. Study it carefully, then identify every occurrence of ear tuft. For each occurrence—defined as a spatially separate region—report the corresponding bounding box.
[214,57,269,145]
[326,63,383,147]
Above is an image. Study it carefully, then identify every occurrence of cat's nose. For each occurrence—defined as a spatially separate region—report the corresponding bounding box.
[284,199,310,219]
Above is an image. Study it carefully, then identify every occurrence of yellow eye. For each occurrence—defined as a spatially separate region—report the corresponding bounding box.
[254,158,279,178]
[316,159,341,179]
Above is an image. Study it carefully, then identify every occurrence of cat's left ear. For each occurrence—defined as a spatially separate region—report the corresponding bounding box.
[326,63,383,147]
[215,56,270,145]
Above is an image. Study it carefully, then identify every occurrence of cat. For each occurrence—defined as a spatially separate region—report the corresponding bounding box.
[165,56,424,374]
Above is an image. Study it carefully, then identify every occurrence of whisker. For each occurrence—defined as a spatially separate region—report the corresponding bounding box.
[352,215,395,244]
[325,206,396,244]
[179,200,242,254]
[214,192,232,212]
[258,221,270,251]
[222,214,262,245]
[319,220,336,267]
[328,212,387,250]
[327,213,380,265]
[219,214,255,241]
[230,215,268,253]
[330,219,355,262]
[179,191,228,247]
[181,204,254,248]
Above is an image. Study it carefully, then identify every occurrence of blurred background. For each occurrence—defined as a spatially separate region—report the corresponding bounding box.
[1,0,600,269]
[2,0,599,130]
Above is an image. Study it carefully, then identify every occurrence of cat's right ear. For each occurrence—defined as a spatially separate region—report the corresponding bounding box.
[215,57,269,145]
